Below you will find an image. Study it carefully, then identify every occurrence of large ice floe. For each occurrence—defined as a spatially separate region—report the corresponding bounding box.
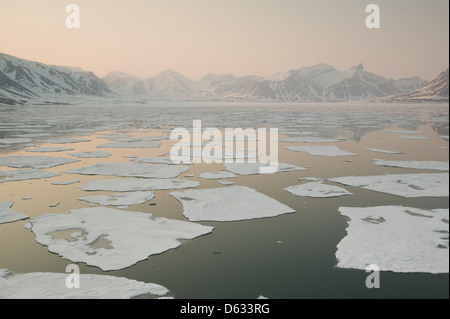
[224,162,305,175]
[64,163,189,179]
[329,173,449,198]
[278,137,344,143]
[336,206,449,274]
[79,191,155,208]
[170,186,295,222]
[284,146,357,157]
[79,178,199,191]
[284,182,353,198]
[199,171,237,180]
[0,138,32,144]
[0,202,28,224]
[45,138,90,144]
[0,155,79,169]
[69,151,112,158]
[373,160,449,171]
[0,169,59,183]
[25,207,214,271]
[365,148,403,154]
[97,141,162,148]
[26,147,74,153]
[0,270,170,299]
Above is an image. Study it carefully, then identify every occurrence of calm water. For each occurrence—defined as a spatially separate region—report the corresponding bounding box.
[0,102,448,298]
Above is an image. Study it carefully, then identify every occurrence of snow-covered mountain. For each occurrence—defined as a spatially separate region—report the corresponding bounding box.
[225,63,427,102]
[0,53,114,103]
[378,68,449,103]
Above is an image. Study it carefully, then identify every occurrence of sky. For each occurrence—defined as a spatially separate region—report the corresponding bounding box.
[0,0,448,81]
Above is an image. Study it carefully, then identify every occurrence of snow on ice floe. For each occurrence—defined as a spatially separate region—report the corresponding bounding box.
[329,173,449,198]
[70,151,112,158]
[45,138,90,144]
[97,141,162,148]
[26,147,74,153]
[284,146,357,157]
[79,178,199,192]
[0,270,170,299]
[224,162,305,175]
[51,180,80,186]
[284,182,353,198]
[199,171,237,180]
[373,159,449,171]
[278,137,344,143]
[0,169,59,183]
[365,148,403,154]
[79,191,155,209]
[0,202,28,224]
[0,155,79,169]
[0,138,32,144]
[170,186,295,222]
[64,163,189,179]
[336,206,449,274]
[397,135,428,140]
[25,207,214,271]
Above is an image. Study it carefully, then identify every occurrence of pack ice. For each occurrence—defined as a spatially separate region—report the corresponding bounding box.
[0,270,170,299]
[329,173,449,198]
[170,186,295,222]
[25,207,214,271]
[0,155,79,169]
[336,206,449,274]
[0,169,59,183]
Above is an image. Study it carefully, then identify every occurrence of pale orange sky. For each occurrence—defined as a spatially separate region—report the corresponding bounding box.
[0,0,448,81]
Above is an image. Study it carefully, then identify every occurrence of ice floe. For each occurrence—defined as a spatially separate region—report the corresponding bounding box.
[336,206,449,274]
[397,135,428,140]
[64,163,189,179]
[0,138,32,144]
[386,130,425,134]
[199,171,237,180]
[70,151,112,158]
[0,270,170,299]
[365,148,403,154]
[79,191,155,208]
[224,162,305,175]
[51,180,80,186]
[278,137,344,143]
[284,182,353,198]
[131,157,188,165]
[97,141,162,148]
[25,207,214,271]
[441,136,449,140]
[0,202,28,224]
[329,173,449,198]
[79,178,199,191]
[284,146,357,157]
[373,160,449,171]
[218,180,235,185]
[0,155,79,169]
[26,147,73,153]
[0,169,59,183]
[45,138,90,144]
[170,186,295,222]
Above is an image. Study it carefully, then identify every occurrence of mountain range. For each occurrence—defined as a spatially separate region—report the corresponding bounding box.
[0,52,447,105]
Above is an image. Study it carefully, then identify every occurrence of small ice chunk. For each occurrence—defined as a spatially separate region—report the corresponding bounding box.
[373,160,449,171]
[51,180,80,186]
[79,178,199,191]
[199,171,237,180]
[64,163,189,179]
[131,157,190,165]
[224,162,305,175]
[0,155,79,169]
[284,146,357,157]
[111,136,168,142]
[397,135,428,140]
[26,207,214,271]
[0,138,32,144]
[0,202,29,224]
[22,197,32,200]
[49,203,60,208]
[441,136,449,140]
[26,147,73,153]
[170,186,295,222]
[45,138,90,144]
[257,295,269,299]
[184,174,195,177]
[97,141,162,148]
[70,151,112,158]
[0,169,59,183]
[365,148,403,154]
[284,182,353,198]
[0,271,170,299]
[299,177,324,182]
[218,181,235,185]
[336,206,449,274]
[79,191,155,208]
[329,173,449,198]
